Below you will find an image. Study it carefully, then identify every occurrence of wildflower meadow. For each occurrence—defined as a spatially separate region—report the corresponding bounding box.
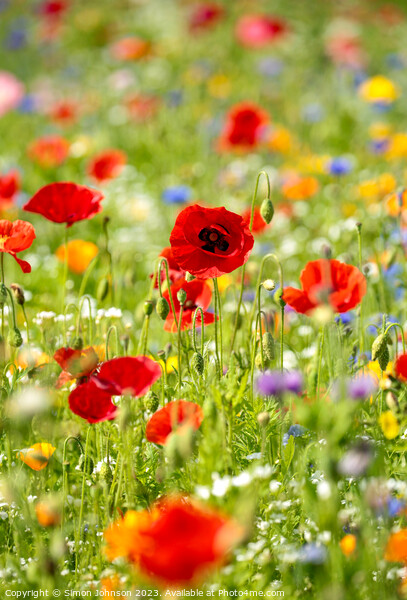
[3,0,407,598]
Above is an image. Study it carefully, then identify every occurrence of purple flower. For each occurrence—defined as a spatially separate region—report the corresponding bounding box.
[257,371,285,396]
[284,371,303,394]
[347,375,377,400]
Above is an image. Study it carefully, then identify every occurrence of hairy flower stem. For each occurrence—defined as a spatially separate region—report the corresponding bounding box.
[213,278,223,374]
[230,170,271,354]
[76,426,92,572]
[1,254,4,339]
[177,306,184,390]
[103,218,115,305]
[105,325,119,360]
[61,227,69,314]
[316,327,325,400]
[356,223,364,356]
[62,436,84,527]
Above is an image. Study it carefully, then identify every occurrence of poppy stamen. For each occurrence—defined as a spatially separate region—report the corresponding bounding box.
[198,227,230,253]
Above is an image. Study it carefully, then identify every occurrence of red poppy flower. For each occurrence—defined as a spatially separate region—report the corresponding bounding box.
[39,0,68,17]
[87,150,127,183]
[217,102,269,152]
[242,206,269,234]
[170,204,254,279]
[0,220,35,273]
[152,247,185,288]
[188,3,224,32]
[138,496,242,584]
[162,278,215,332]
[28,135,70,168]
[146,400,204,445]
[235,14,288,48]
[282,259,366,315]
[68,380,117,423]
[95,356,161,397]
[104,495,243,585]
[125,94,160,122]
[49,100,78,126]
[23,182,104,227]
[53,346,99,388]
[395,353,407,382]
[0,170,20,207]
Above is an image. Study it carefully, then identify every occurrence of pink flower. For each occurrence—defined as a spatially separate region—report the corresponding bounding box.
[0,72,24,118]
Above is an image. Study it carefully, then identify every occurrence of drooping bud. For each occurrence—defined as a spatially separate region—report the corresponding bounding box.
[185,272,195,282]
[71,336,83,350]
[145,391,159,413]
[99,463,113,485]
[96,278,110,302]
[177,288,187,305]
[8,327,23,348]
[262,279,275,291]
[191,352,204,375]
[262,332,275,361]
[156,297,170,320]
[143,300,153,316]
[260,198,274,224]
[274,288,286,308]
[0,283,7,308]
[78,454,94,475]
[10,283,25,306]
[372,333,390,371]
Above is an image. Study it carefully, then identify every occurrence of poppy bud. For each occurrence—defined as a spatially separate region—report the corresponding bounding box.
[255,352,266,370]
[97,277,110,302]
[99,463,113,485]
[143,300,153,316]
[274,288,286,308]
[156,297,170,320]
[8,327,23,348]
[10,283,25,306]
[191,351,204,375]
[372,333,390,371]
[257,411,270,427]
[262,332,275,361]
[177,288,187,305]
[71,336,83,350]
[262,279,275,291]
[78,454,94,475]
[145,391,160,413]
[260,198,274,224]
[185,272,195,282]
[0,283,7,308]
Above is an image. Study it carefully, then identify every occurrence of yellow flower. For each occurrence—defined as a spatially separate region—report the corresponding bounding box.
[154,355,179,374]
[386,133,407,160]
[55,240,98,274]
[379,411,399,440]
[340,534,357,557]
[207,74,231,99]
[369,122,392,139]
[267,126,293,154]
[18,442,56,471]
[359,76,400,104]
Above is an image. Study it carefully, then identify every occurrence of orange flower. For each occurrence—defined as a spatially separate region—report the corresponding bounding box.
[55,239,98,274]
[385,529,407,563]
[282,176,319,200]
[339,534,356,557]
[35,499,61,527]
[111,37,151,61]
[28,135,70,168]
[18,442,56,471]
[104,496,243,585]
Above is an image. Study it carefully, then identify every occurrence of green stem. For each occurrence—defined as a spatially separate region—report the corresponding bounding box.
[192,307,205,355]
[61,227,69,314]
[316,327,325,400]
[213,278,223,374]
[177,306,183,390]
[105,325,119,360]
[384,322,405,356]
[76,426,92,572]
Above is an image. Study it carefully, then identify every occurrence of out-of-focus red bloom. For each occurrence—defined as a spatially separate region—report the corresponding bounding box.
[126,94,160,122]
[395,353,407,383]
[49,100,78,126]
[235,14,288,48]
[53,346,99,388]
[87,150,127,183]
[146,400,204,445]
[0,220,35,273]
[111,37,151,61]
[282,259,366,315]
[24,182,104,227]
[163,278,215,332]
[170,204,254,279]
[188,3,224,32]
[68,380,117,424]
[0,71,24,118]
[39,0,68,17]
[378,4,404,26]
[95,356,161,397]
[28,135,70,169]
[325,34,366,69]
[153,247,185,288]
[242,206,269,234]
[0,170,20,208]
[217,102,269,152]
[104,495,243,585]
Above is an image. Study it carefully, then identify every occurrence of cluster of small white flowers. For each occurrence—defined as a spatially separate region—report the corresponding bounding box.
[32,311,56,326]
[96,307,123,322]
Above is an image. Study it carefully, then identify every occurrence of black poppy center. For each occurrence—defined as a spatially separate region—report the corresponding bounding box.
[198,227,230,254]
